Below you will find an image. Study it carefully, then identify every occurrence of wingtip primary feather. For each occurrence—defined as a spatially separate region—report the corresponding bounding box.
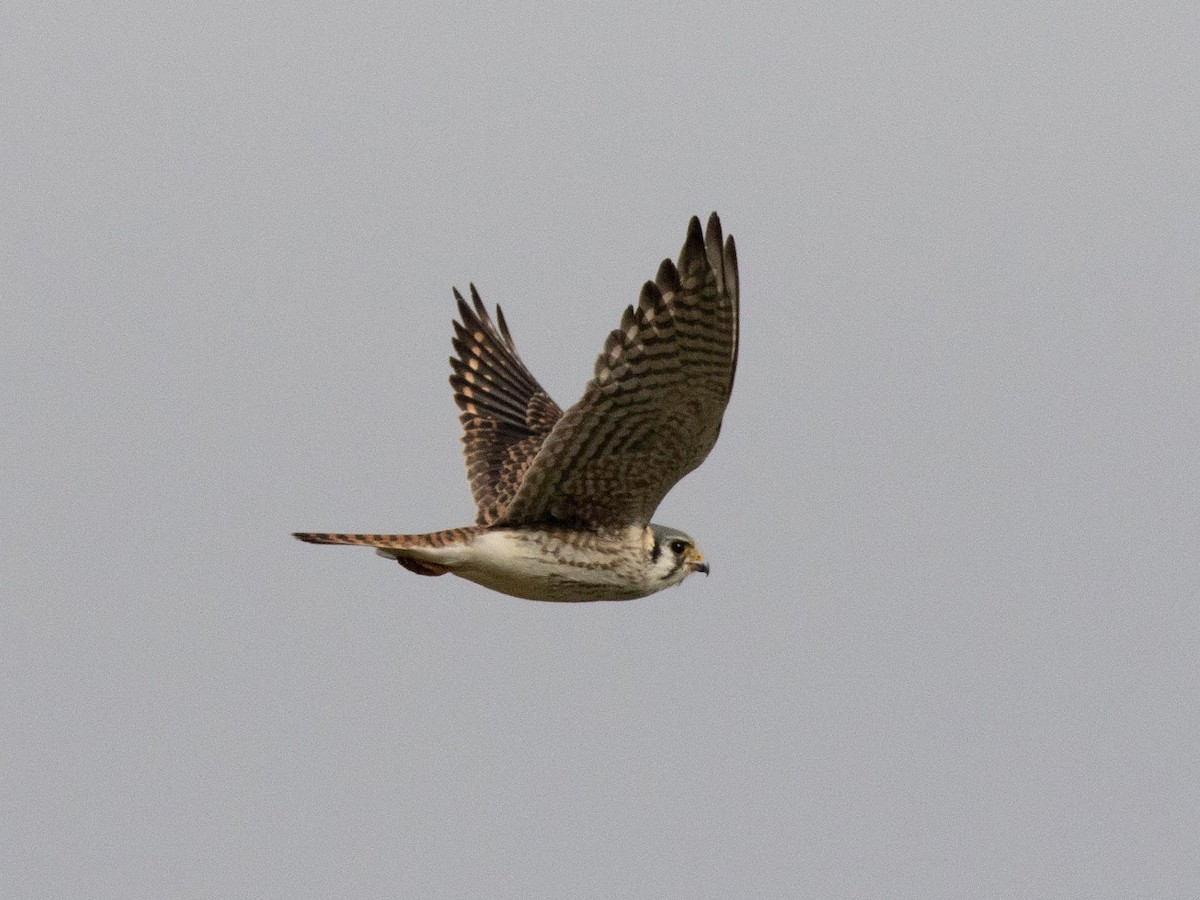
[704,213,725,281]
[453,287,474,327]
[495,304,515,348]
[638,279,664,313]
[654,258,681,295]
[724,234,738,298]
[469,283,488,319]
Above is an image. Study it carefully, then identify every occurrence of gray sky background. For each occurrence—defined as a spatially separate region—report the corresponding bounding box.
[5,3,1198,897]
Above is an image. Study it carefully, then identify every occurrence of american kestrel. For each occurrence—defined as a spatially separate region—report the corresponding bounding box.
[294,213,738,601]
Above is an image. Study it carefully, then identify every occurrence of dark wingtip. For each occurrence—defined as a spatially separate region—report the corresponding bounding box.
[638,279,663,313]
[469,283,487,317]
[655,258,680,294]
[679,215,708,273]
[705,212,723,246]
[495,303,513,346]
[704,213,724,274]
[453,287,473,324]
[724,234,738,292]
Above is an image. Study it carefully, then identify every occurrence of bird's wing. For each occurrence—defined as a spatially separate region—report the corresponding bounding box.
[449,286,564,525]
[498,213,738,529]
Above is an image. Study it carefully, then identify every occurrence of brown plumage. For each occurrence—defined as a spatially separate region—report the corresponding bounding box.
[293,213,739,601]
[448,287,563,525]
[498,213,738,528]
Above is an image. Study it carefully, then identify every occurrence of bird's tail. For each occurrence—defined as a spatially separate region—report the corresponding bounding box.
[292,527,482,576]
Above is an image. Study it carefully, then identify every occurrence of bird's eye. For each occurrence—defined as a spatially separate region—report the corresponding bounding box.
[669,539,688,555]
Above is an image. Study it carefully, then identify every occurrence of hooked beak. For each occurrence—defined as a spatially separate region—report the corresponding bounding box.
[689,550,709,576]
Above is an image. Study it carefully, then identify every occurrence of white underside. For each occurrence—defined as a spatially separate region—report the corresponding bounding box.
[401,526,655,602]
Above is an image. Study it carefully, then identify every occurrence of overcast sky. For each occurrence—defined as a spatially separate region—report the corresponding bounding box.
[5,3,1198,897]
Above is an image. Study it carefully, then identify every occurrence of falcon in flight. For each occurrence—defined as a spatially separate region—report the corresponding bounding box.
[294,213,739,601]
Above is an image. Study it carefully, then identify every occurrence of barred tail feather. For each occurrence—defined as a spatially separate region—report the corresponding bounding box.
[292,527,483,577]
[293,532,416,548]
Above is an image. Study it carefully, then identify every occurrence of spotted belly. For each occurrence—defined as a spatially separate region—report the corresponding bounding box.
[453,526,652,602]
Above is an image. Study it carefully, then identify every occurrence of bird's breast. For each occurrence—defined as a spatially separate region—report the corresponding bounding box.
[457,526,651,601]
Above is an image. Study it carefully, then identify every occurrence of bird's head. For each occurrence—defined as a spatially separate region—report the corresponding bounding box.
[645,524,709,590]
